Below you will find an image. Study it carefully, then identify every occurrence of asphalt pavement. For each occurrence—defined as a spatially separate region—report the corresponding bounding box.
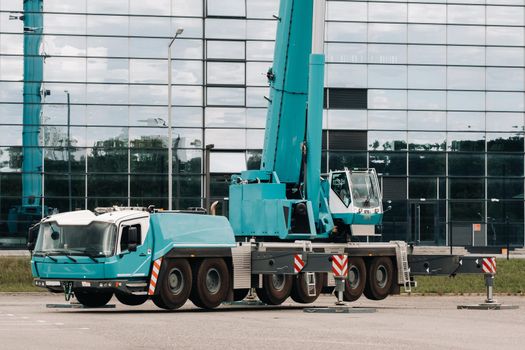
[0,293,523,350]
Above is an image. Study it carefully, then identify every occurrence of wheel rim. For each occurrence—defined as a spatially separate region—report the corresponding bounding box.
[376,265,388,289]
[206,268,221,294]
[271,274,286,291]
[348,265,360,289]
[168,268,184,295]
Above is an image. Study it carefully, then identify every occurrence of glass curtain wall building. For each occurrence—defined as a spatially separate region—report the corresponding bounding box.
[0,0,524,248]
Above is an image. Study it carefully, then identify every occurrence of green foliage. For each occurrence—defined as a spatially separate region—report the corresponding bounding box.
[413,259,525,295]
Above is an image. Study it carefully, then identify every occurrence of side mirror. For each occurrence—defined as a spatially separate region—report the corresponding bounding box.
[27,224,40,252]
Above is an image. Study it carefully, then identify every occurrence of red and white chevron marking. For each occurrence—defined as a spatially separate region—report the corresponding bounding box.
[332,254,348,277]
[482,257,496,274]
[294,254,305,273]
[148,258,163,295]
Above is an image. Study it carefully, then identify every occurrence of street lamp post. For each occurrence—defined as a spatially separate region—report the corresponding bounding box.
[167,28,184,210]
[65,90,72,211]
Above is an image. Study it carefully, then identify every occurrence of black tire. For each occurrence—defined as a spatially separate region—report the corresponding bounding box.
[255,274,293,305]
[363,257,394,301]
[190,258,230,309]
[115,291,149,306]
[233,289,250,301]
[343,257,366,302]
[74,289,113,307]
[152,259,192,310]
[290,273,323,304]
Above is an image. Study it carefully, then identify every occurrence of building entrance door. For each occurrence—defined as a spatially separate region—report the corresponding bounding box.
[410,202,439,245]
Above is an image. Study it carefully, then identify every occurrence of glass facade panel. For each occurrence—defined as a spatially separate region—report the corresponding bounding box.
[1,0,525,248]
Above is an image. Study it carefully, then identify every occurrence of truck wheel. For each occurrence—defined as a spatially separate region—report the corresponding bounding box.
[343,257,366,302]
[255,274,293,305]
[190,258,230,309]
[363,257,394,301]
[74,289,113,307]
[115,291,148,306]
[290,273,323,304]
[152,259,192,310]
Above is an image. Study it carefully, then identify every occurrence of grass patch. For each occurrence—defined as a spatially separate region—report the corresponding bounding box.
[413,259,525,294]
[0,256,43,292]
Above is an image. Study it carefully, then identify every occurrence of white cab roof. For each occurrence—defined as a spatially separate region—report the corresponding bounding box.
[42,210,148,226]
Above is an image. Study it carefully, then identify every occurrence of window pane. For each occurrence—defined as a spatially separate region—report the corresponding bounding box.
[409,152,446,175]
[205,19,246,39]
[327,1,367,21]
[447,92,485,111]
[487,133,524,152]
[487,27,524,46]
[487,92,524,112]
[448,26,484,45]
[408,111,446,131]
[409,178,437,199]
[247,0,278,19]
[447,67,485,90]
[487,68,524,91]
[450,178,484,199]
[206,129,245,149]
[207,62,245,85]
[368,111,407,130]
[368,24,407,43]
[448,5,485,25]
[328,152,368,170]
[408,132,446,151]
[207,88,245,106]
[207,0,245,17]
[488,178,524,200]
[449,153,485,176]
[408,66,446,89]
[447,112,485,131]
[487,154,523,176]
[369,152,407,176]
[210,152,246,172]
[369,3,407,23]
[447,46,485,66]
[408,24,446,44]
[486,113,524,132]
[408,91,446,111]
[408,4,446,23]
[369,90,407,110]
[368,65,407,89]
[327,64,367,88]
[207,41,245,60]
[408,45,446,65]
[368,131,407,151]
[326,23,367,42]
[448,132,485,152]
[486,47,524,67]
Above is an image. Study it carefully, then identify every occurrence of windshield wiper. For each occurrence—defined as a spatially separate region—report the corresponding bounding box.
[42,252,58,262]
[61,252,77,263]
[68,249,100,263]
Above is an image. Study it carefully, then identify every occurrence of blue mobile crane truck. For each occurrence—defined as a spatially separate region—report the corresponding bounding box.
[28,0,494,309]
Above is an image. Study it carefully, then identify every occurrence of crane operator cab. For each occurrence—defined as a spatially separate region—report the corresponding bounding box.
[328,168,383,236]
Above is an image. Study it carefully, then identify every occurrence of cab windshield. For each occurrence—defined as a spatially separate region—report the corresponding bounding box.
[350,172,381,208]
[34,221,116,257]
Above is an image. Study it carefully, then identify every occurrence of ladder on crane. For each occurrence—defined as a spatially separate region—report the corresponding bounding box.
[393,241,411,294]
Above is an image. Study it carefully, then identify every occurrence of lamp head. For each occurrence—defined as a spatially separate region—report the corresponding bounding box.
[176,28,184,35]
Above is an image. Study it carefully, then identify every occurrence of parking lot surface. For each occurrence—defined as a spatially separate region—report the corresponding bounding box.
[0,293,523,350]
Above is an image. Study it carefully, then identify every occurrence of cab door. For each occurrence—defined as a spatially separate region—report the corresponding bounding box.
[115,216,153,279]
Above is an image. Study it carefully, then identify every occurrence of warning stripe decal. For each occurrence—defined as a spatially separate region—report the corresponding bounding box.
[148,258,163,295]
[294,254,305,273]
[332,254,348,277]
[482,257,496,274]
